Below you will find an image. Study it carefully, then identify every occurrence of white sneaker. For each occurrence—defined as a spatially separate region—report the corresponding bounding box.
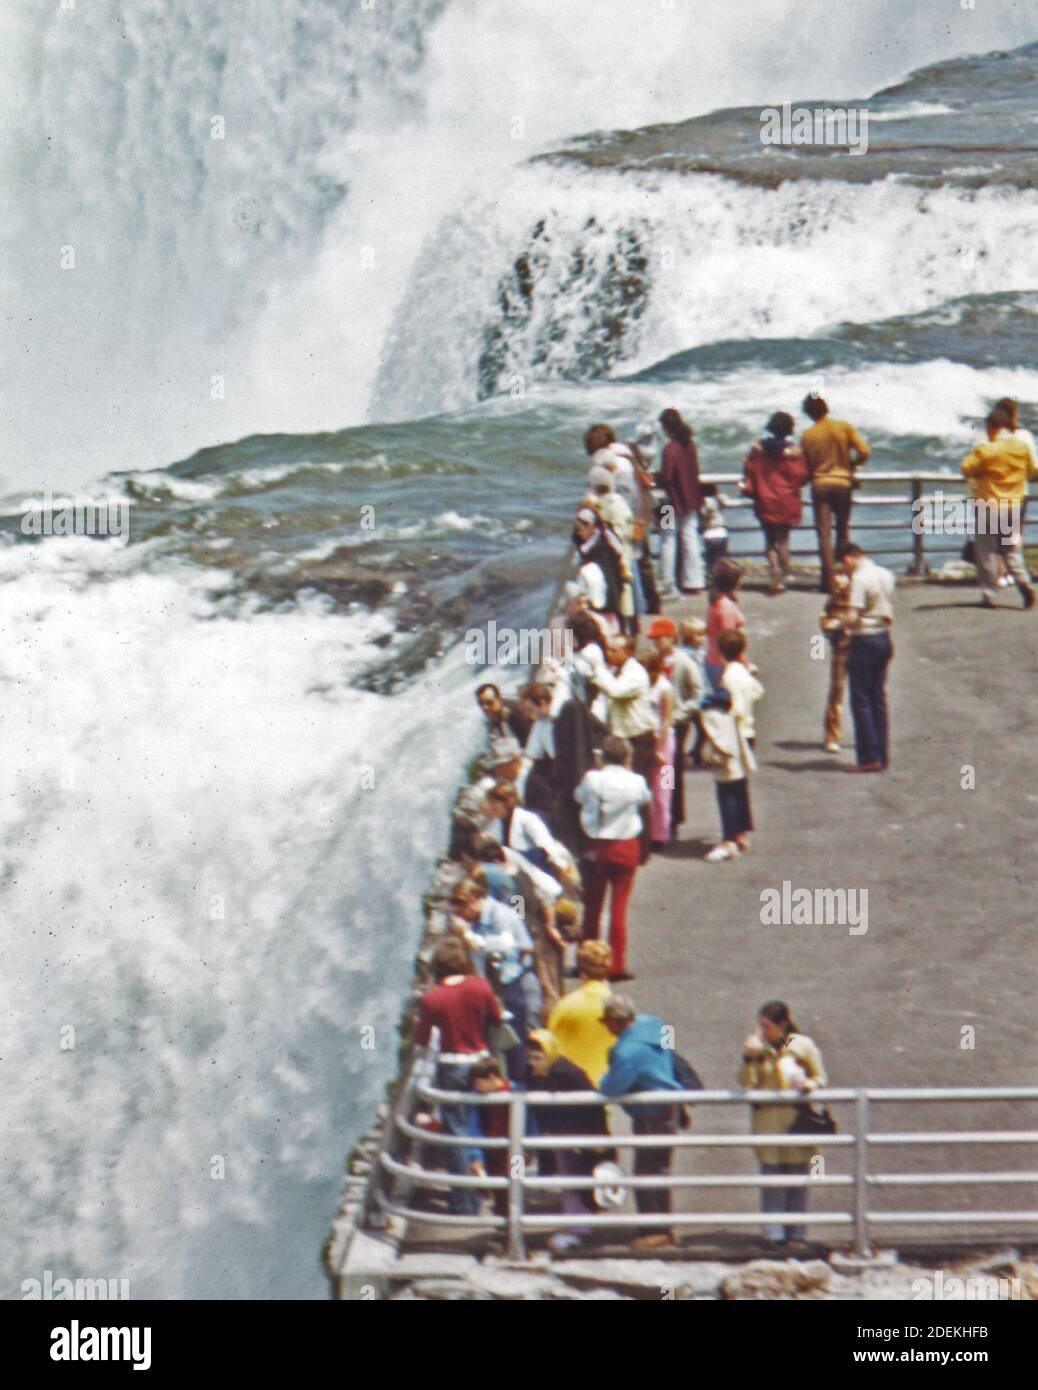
[548,1233,584,1255]
[824,741,841,754]
[705,843,738,863]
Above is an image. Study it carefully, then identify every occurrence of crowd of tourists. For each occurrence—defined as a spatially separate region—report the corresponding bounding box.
[410,393,1034,1253]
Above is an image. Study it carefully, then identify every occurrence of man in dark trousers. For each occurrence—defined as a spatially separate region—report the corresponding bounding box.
[801,395,871,593]
[837,542,895,772]
[599,994,684,1249]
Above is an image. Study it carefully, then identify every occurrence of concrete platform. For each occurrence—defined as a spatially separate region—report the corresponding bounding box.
[397,580,1038,1257]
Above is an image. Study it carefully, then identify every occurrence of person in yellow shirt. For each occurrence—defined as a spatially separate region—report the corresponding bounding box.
[961,404,1037,609]
[547,940,614,1085]
[801,395,871,594]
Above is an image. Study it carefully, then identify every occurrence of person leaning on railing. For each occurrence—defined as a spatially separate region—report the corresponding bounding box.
[960,403,1037,610]
[598,994,685,1251]
[413,936,503,1217]
[449,878,542,1085]
[527,1029,614,1256]
[740,411,808,596]
[548,939,615,1086]
[800,394,870,594]
[739,1000,828,1248]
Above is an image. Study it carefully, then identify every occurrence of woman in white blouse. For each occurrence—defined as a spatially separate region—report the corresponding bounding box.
[573,735,652,981]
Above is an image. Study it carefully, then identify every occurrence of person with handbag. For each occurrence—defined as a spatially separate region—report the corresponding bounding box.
[738,1000,829,1246]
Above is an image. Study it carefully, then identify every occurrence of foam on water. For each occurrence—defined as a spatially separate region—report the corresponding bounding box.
[374,167,1038,419]
[0,540,481,1298]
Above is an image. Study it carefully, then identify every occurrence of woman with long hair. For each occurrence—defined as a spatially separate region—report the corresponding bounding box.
[640,647,675,848]
[739,1001,828,1246]
[741,411,808,595]
[656,408,704,595]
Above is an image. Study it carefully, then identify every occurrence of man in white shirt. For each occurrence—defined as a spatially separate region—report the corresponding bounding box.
[593,638,655,741]
[838,542,895,772]
[574,736,652,980]
[481,782,575,882]
[592,638,658,857]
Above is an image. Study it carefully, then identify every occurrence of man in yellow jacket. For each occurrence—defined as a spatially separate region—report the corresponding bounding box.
[801,394,871,594]
[961,404,1037,609]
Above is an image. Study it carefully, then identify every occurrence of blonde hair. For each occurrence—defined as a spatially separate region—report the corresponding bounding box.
[577,940,613,979]
[487,782,518,807]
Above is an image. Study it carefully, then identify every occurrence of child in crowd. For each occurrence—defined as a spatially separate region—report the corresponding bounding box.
[820,571,852,753]
[469,1057,511,1217]
[699,482,730,580]
[718,628,764,751]
[641,647,676,848]
[675,617,710,771]
[705,558,746,692]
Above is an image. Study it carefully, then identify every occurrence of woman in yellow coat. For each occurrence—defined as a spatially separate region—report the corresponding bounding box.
[739,1000,828,1246]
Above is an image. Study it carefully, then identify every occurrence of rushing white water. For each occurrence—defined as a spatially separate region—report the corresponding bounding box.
[3,0,1036,488]
[373,167,1038,419]
[0,538,480,1298]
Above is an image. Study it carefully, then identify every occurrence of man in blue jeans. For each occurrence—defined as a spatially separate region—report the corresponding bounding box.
[414,937,503,1215]
[837,542,895,772]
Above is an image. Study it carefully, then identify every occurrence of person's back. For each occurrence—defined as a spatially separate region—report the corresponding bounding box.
[743,438,808,523]
[706,593,744,668]
[549,978,614,1084]
[599,1013,682,1118]
[801,416,870,488]
[962,432,1036,500]
[848,555,896,635]
[415,974,499,1054]
[532,1055,610,1137]
[575,763,650,840]
[658,437,700,515]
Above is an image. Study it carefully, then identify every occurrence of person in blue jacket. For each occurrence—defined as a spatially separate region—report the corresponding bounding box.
[599,994,683,1248]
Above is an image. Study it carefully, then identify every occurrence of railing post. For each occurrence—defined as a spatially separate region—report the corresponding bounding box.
[507,1093,527,1261]
[854,1091,871,1258]
[909,477,927,576]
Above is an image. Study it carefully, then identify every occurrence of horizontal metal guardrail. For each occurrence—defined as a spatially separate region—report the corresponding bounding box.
[374,1059,1038,1258]
[683,470,1037,575]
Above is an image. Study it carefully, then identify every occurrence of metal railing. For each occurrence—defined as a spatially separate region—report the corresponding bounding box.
[691,470,1037,576]
[375,1056,1038,1259]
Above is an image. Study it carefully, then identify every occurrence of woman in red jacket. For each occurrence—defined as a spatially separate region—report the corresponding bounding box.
[740,412,808,595]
